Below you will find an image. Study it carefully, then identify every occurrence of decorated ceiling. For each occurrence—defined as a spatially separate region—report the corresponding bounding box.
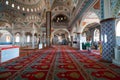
[0,0,79,30]
[1,0,119,34]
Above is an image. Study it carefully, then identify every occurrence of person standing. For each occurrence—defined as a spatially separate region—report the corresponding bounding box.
[86,41,91,52]
[98,41,102,55]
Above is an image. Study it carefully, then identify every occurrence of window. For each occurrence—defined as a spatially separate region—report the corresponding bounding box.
[31,9,33,12]
[22,7,25,11]
[12,4,15,8]
[17,6,20,10]
[116,21,120,46]
[6,1,9,5]
[27,8,29,12]
[6,35,11,42]
[27,35,30,42]
[94,29,100,41]
[15,33,20,42]
[116,21,120,36]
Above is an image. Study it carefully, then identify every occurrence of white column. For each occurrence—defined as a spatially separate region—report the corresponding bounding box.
[79,33,82,50]
[12,33,15,45]
[32,23,35,49]
[32,32,35,49]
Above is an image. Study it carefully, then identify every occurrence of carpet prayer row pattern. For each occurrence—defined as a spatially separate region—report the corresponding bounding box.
[0,46,120,80]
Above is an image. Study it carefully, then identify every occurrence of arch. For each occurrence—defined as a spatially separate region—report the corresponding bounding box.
[52,29,70,39]
[81,22,100,42]
[51,29,70,45]
[0,30,12,44]
[0,12,12,23]
[25,32,32,36]
[52,14,69,23]
[52,13,70,21]
[78,10,100,33]
[52,6,70,12]
[25,14,41,22]
[0,20,12,28]
[82,22,100,33]
[14,22,26,28]
[0,20,12,35]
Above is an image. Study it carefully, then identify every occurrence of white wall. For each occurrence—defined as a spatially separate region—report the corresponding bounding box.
[116,37,120,46]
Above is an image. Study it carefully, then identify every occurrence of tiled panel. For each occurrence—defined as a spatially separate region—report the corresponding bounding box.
[101,19,116,61]
[100,0,104,19]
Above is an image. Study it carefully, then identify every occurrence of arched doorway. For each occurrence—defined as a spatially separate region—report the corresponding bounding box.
[81,23,100,50]
[52,29,70,45]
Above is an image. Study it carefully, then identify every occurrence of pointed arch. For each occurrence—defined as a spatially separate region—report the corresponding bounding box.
[77,10,100,33]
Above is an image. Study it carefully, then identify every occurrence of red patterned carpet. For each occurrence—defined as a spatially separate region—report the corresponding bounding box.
[0,45,120,80]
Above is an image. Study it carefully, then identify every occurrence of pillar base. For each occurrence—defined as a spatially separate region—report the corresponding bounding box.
[113,59,120,66]
[112,47,120,66]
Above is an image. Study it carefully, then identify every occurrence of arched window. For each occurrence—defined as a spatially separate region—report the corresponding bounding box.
[27,35,30,42]
[6,1,9,5]
[116,20,120,46]
[15,33,20,42]
[94,29,100,41]
[6,35,11,42]
[116,21,120,36]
